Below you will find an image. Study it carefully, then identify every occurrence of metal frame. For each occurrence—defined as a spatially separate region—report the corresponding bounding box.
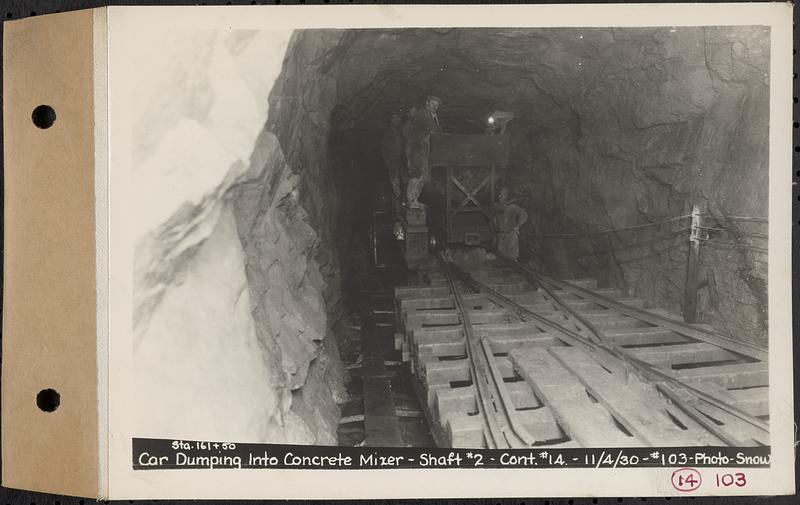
[443,164,495,244]
[430,134,509,244]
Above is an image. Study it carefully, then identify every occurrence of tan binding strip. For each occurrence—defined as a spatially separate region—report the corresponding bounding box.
[2,9,99,497]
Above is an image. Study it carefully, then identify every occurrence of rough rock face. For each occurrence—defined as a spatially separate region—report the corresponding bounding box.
[133,30,345,443]
[513,27,770,345]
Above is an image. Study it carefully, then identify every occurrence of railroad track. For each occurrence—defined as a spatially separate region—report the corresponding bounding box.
[394,251,769,449]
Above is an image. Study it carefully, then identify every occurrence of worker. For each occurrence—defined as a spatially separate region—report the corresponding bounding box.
[402,105,418,140]
[494,187,528,260]
[485,110,514,135]
[404,96,442,209]
[381,111,404,200]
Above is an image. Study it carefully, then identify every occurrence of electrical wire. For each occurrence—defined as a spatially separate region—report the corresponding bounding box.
[702,214,768,224]
[697,226,768,240]
[611,242,693,265]
[698,238,768,253]
[571,226,691,257]
[538,214,691,238]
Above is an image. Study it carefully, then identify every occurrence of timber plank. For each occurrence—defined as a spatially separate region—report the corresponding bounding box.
[604,327,690,347]
[445,408,564,448]
[436,382,541,421]
[407,308,512,326]
[671,362,769,388]
[475,323,551,338]
[395,286,450,299]
[614,297,645,308]
[522,299,598,312]
[509,347,638,447]
[507,381,542,409]
[413,323,550,344]
[691,401,768,446]
[424,359,470,385]
[436,387,477,423]
[484,282,532,295]
[517,408,565,441]
[624,342,739,369]
[423,356,514,384]
[561,278,598,289]
[554,287,620,299]
[400,293,487,312]
[658,404,726,446]
[417,340,465,358]
[580,312,649,330]
[725,387,770,417]
[470,273,526,284]
[539,275,768,361]
[487,333,563,354]
[551,347,704,446]
[413,327,463,344]
[446,414,487,448]
[536,440,582,449]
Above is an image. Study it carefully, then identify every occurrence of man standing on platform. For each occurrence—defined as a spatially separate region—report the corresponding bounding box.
[404,96,442,209]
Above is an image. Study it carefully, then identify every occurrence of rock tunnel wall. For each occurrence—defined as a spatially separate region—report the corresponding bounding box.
[317,26,769,345]
[132,30,347,444]
[131,25,769,444]
[507,27,770,345]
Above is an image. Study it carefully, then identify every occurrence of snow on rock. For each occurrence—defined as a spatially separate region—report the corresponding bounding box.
[132,29,344,444]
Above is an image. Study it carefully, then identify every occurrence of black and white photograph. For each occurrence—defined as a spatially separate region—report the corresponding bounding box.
[100,3,794,498]
[131,22,774,449]
[1,3,793,501]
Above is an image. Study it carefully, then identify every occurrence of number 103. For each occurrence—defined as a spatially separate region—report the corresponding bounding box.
[716,473,747,487]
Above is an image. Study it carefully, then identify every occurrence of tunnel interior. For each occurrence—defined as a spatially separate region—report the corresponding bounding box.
[133,26,769,447]
[268,25,768,333]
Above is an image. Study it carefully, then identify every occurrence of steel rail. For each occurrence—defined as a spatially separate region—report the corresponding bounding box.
[435,254,535,448]
[654,382,746,446]
[532,270,768,362]
[446,256,769,438]
[498,256,769,433]
[511,263,749,446]
[435,254,506,448]
[479,337,537,447]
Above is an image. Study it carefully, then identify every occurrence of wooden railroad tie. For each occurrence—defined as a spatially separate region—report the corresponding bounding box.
[394,262,770,449]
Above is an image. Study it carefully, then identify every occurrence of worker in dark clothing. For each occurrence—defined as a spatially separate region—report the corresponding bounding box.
[381,112,404,199]
[402,105,418,141]
[404,96,442,209]
[485,110,514,135]
[494,187,528,260]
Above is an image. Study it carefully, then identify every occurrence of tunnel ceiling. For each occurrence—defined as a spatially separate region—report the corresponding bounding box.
[323,27,768,136]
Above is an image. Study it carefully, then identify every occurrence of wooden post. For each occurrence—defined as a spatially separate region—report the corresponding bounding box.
[683,204,702,323]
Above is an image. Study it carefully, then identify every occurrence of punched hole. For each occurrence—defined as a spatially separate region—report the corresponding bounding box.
[36,388,60,412]
[31,105,57,129]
